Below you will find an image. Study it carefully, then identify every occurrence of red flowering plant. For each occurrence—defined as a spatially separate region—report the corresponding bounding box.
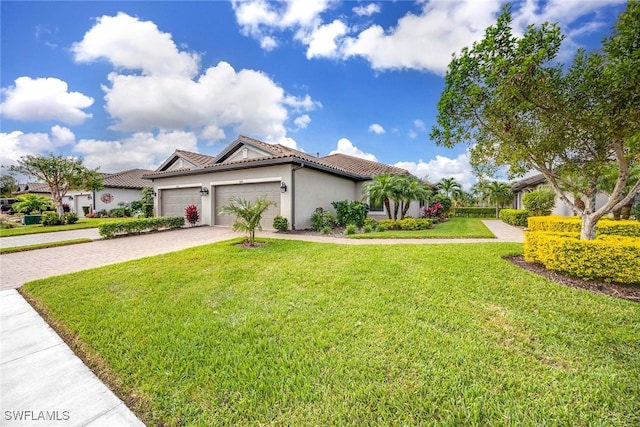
[422,202,443,218]
[185,204,200,227]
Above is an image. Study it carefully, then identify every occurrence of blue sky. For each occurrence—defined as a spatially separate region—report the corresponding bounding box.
[0,0,627,189]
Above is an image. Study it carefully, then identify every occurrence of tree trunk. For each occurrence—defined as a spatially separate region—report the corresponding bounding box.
[621,202,633,220]
[384,199,392,220]
[401,201,411,219]
[393,202,399,220]
[580,213,597,240]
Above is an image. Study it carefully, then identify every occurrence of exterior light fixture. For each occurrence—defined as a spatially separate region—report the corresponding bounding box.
[199,187,210,196]
[87,194,92,200]
[68,195,74,200]
[280,182,287,193]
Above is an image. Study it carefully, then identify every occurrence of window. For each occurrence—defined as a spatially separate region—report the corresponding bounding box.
[369,199,384,212]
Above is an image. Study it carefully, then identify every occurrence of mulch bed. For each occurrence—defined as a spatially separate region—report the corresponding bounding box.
[505,256,640,303]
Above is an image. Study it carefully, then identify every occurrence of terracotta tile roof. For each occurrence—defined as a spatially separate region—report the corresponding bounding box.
[512,173,546,191]
[174,149,216,168]
[14,183,50,194]
[102,169,155,189]
[320,153,409,177]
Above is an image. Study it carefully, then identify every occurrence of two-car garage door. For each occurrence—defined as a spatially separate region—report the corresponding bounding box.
[214,182,280,228]
[160,187,201,218]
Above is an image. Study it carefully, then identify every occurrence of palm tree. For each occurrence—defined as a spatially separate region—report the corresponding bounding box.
[398,176,432,219]
[11,194,54,214]
[437,177,463,199]
[218,196,276,246]
[486,181,513,218]
[363,173,396,220]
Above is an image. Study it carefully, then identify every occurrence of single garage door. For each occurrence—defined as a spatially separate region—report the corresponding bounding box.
[161,187,201,218]
[215,182,280,228]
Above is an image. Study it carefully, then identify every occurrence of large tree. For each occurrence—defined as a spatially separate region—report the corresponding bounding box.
[437,177,463,199]
[431,1,640,240]
[9,154,103,218]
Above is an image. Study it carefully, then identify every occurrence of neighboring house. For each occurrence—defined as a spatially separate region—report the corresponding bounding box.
[15,169,153,217]
[144,135,415,229]
[512,173,609,216]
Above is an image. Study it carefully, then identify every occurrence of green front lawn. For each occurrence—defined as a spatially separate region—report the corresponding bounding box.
[351,217,495,239]
[22,240,639,426]
[0,217,131,237]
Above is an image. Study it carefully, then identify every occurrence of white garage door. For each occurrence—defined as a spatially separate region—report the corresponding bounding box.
[160,187,201,218]
[215,182,280,228]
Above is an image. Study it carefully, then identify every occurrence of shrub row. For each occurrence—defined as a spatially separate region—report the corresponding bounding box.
[527,216,640,237]
[499,209,530,227]
[451,207,497,218]
[98,216,184,238]
[378,217,434,231]
[524,231,640,284]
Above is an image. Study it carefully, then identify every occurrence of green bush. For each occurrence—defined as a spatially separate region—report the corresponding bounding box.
[65,212,79,224]
[109,207,131,218]
[41,212,63,226]
[310,208,336,231]
[331,200,369,227]
[416,218,434,229]
[345,224,357,235]
[522,189,555,216]
[499,209,530,227]
[451,207,496,218]
[272,215,289,232]
[363,225,372,233]
[364,217,378,231]
[98,216,184,238]
[525,231,640,284]
[321,225,332,235]
[527,216,640,237]
[399,217,418,230]
[378,219,400,231]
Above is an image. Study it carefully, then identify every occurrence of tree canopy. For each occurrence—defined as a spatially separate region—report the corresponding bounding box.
[9,154,103,218]
[431,1,640,239]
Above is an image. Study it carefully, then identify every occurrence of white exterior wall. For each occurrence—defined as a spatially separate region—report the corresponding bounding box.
[293,168,359,229]
[65,188,144,217]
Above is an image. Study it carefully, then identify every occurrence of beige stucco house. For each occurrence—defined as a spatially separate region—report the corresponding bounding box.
[512,173,610,216]
[15,169,153,217]
[144,135,416,229]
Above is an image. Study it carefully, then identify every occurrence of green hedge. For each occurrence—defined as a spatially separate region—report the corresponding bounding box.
[378,218,433,231]
[527,216,640,237]
[524,231,640,284]
[499,209,530,227]
[98,216,185,238]
[451,207,497,218]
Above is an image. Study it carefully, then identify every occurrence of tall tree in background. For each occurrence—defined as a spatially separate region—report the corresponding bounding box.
[436,177,463,199]
[486,181,513,218]
[431,1,640,240]
[0,175,17,197]
[9,154,103,218]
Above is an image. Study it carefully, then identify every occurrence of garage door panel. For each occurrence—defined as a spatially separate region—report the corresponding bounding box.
[161,188,201,218]
[215,182,280,228]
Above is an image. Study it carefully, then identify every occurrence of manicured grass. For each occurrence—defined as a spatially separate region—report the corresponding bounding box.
[0,218,131,237]
[351,217,496,239]
[22,240,639,426]
[0,238,92,254]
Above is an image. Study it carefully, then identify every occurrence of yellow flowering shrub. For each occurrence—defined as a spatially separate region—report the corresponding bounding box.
[525,231,640,284]
[527,216,640,237]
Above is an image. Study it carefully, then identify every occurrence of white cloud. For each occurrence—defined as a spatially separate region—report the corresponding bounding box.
[0,77,93,125]
[413,119,426,131]
[294,114,311,129]
[353,3,381,17]
[408,130,418,139]
[71,13,319,148]
[368,123,385,134]
[395,152,474,189]
[0,126,77,166]
[72,12,199,77]
[305,19,348,59]
[260,35,278,50]
[73,130,198,172]
[330,138,377,161]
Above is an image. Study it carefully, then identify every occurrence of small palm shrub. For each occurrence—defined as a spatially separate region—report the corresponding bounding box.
[273,215,289,231]
[218,196,276,246]
[185,204,200,227]
[345,224,357,235]
[363,224,373,233]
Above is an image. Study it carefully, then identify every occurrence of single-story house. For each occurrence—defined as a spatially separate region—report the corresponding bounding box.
[15,169,153,217]
[512,173,609,216]
[144,135,417,229]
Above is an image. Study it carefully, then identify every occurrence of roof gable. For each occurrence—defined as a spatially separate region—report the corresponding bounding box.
[156,149,215,172]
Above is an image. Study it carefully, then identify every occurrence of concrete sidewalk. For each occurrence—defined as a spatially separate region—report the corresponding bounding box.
[0,221,523,426]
